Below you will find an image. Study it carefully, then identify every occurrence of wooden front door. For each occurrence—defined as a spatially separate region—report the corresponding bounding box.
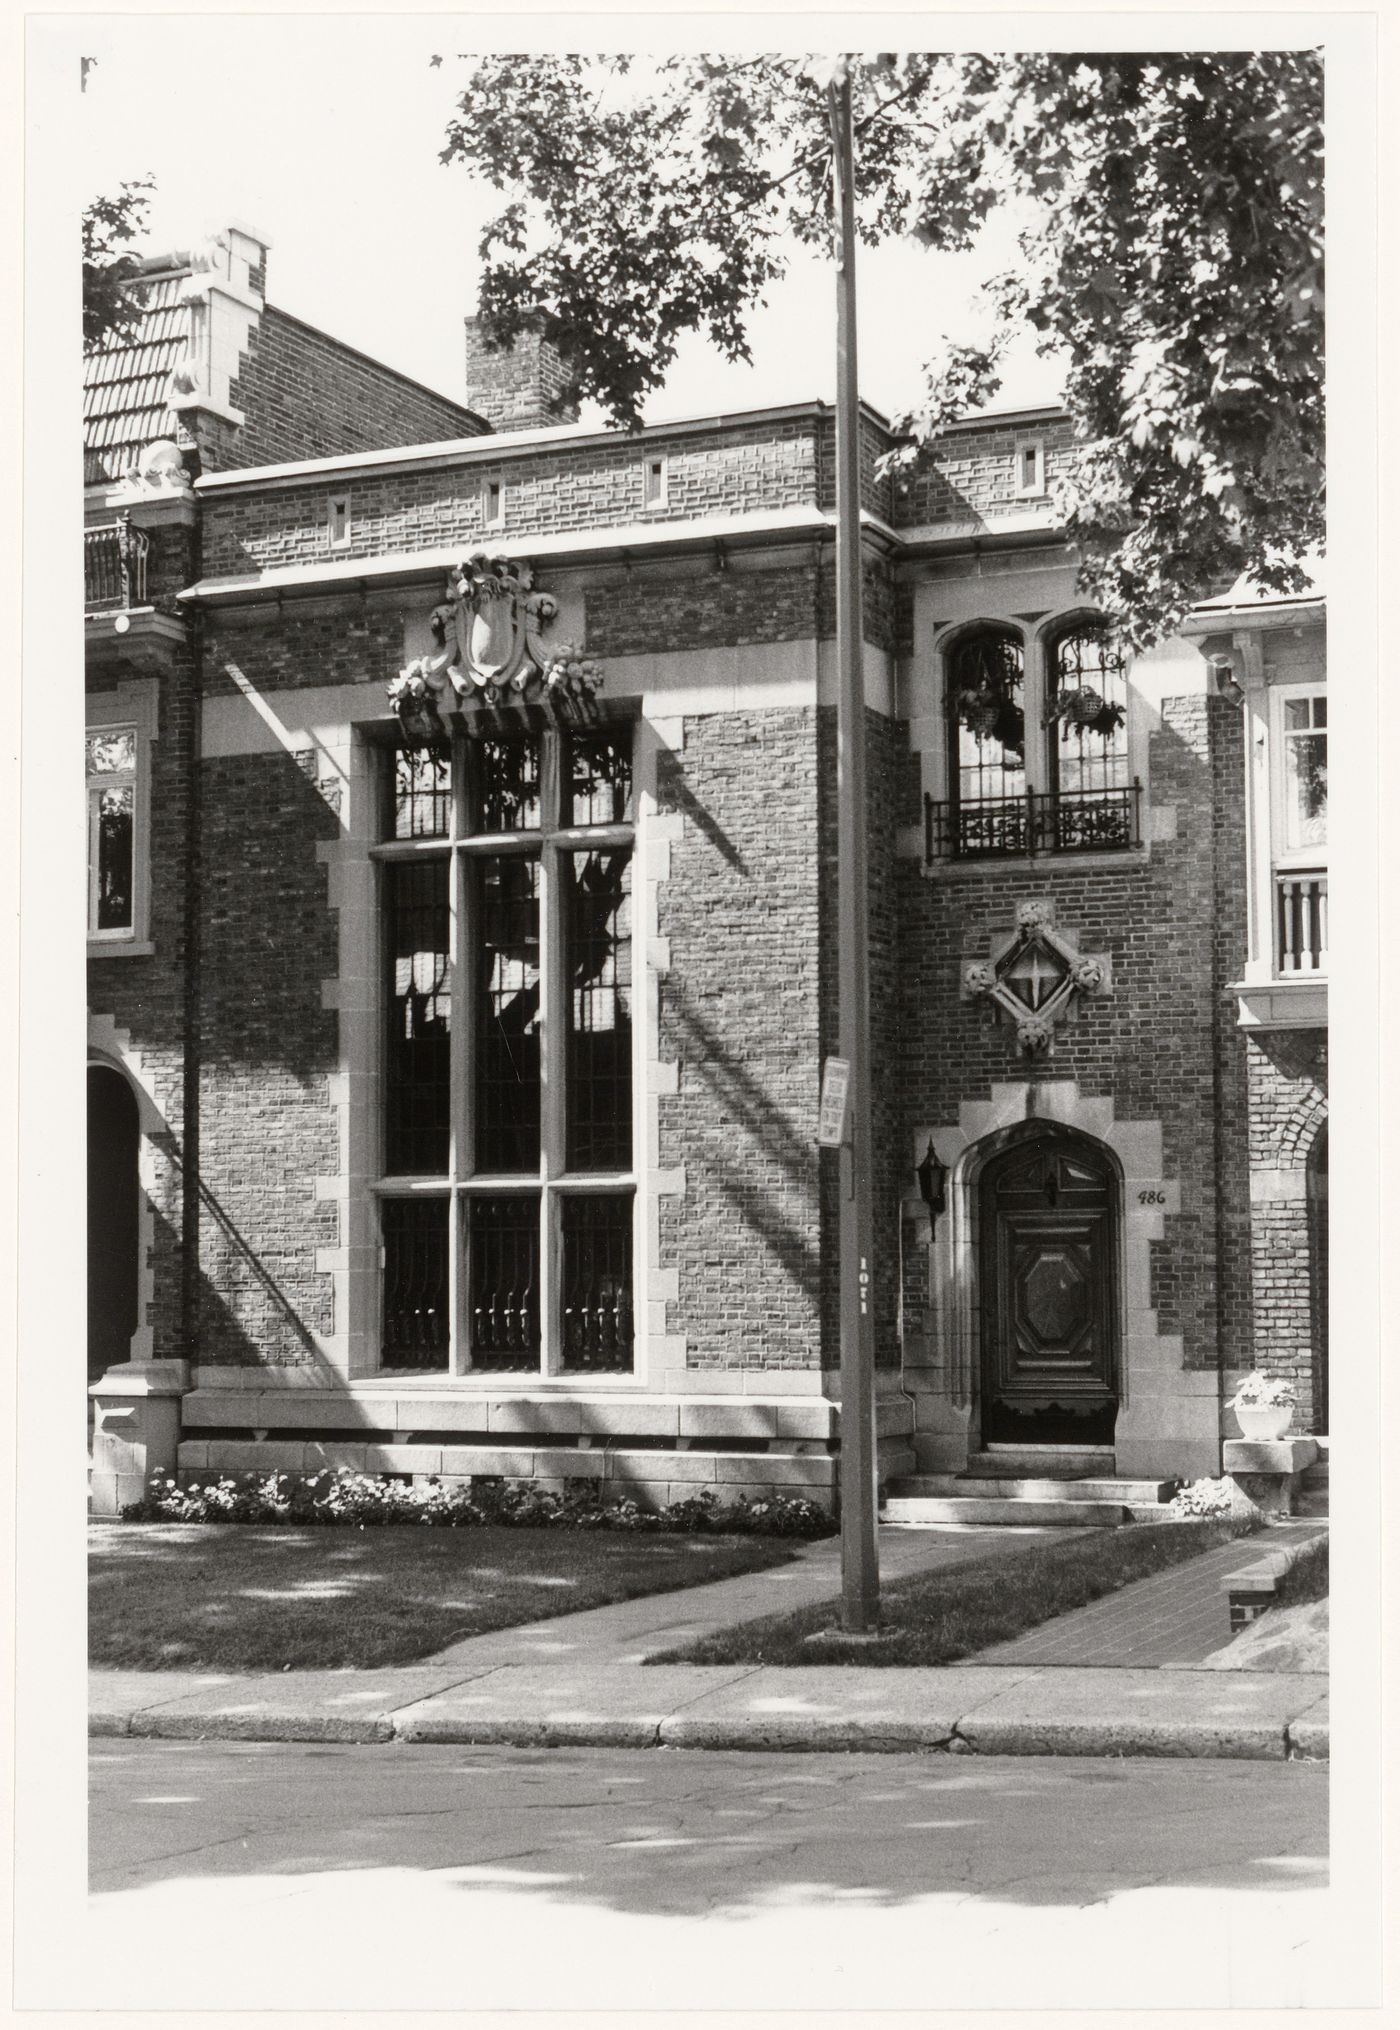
[979,1135,1119,1446]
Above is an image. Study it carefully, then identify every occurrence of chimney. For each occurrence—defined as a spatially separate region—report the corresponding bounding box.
[464,317,579,433]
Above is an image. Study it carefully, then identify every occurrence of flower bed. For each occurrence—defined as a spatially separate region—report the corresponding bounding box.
[121,1470,838,1540]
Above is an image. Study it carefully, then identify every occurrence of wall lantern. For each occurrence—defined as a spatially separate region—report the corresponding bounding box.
[916,1139,948,1220]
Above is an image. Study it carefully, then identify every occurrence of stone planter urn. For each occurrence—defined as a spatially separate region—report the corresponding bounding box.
[1236,1404,1295,1442]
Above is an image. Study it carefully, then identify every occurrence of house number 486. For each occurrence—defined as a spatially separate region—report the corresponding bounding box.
[1138,1189,1166,1205]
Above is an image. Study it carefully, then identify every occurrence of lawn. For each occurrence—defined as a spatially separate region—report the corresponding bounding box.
[89,1522,797,1671]
[648,1518,1256,1668]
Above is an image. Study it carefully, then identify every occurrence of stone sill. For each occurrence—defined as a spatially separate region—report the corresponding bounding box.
[1230,978,1327,1030]
[921,846,1150,882]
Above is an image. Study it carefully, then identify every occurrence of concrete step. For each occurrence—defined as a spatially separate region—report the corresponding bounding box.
[891,1474,1177,1504]
[881,1495,1132,1529]
[966,1447,1117,1478]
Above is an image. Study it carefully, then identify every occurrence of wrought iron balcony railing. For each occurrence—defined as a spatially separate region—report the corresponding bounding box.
[84,516,149,610]
[924,781,1143,863]
[1276,870,1327,974]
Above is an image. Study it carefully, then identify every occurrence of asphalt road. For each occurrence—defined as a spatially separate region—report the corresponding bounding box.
[76,1738,1351,2013]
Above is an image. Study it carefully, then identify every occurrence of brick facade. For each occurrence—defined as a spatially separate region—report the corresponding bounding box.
[655,709,824,1372]
[86,328,1328,1506]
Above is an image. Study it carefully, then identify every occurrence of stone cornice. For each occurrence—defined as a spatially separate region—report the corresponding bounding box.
[178,506,906,608]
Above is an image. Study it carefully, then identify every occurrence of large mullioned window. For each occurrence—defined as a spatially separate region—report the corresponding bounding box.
[373,725,635,1375]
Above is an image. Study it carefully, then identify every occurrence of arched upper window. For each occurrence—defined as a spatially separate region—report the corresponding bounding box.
[1046,623,1130,796]
[948,628,1026,809]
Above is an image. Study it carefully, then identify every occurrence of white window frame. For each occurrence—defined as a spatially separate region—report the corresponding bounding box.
[86,679,158,955]
[481,478,506,530]
[327,492,352,548]
[1270,681,1328,871]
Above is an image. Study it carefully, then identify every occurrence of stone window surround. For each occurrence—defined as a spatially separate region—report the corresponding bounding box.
[370,719,640,1381]
[901,1080,1219,1480]
[314,700,682,1388]
[86,677,158,957]
[910,604,1154,833]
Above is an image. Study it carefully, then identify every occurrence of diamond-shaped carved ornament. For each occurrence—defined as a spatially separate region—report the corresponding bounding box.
[963,900,1111,1056]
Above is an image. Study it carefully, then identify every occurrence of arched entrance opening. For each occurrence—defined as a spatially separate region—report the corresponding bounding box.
[977,1126,1121,1447]
[1307,1123,1328,1435]
[88,1063,141,1385]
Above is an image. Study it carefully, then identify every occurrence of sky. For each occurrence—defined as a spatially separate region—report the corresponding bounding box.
[70,17,1064,425]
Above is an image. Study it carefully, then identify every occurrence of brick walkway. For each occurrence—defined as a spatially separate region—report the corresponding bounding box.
[973,1522,1326,1668]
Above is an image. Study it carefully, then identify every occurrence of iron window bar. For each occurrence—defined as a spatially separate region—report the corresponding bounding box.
[924,780,1143,864]
[84,515,150,610]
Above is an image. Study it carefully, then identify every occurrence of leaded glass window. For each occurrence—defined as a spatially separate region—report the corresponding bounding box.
[949,631,1026,809]
[373,725,636,1375]
[1048,626,1130,795]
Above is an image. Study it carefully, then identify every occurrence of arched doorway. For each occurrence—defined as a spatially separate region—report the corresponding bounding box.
[88,1063,141,1384]
[978,1128,1121,1446]
[1307,1123,1328,1435]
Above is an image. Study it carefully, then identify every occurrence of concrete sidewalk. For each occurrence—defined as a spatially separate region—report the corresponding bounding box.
[89,1521,1328,1761]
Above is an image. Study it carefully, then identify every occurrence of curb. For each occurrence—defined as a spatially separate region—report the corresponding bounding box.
[90,1665,1330,1763]
[87,1708,1331,1760]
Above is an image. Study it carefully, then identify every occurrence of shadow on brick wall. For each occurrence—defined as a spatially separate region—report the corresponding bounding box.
[661,979,821,1344]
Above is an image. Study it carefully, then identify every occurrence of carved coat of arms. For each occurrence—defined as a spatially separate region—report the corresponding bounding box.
[386,551,603,744]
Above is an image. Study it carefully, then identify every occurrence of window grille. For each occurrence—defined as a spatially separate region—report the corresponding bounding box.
[949,631,1027,810]
[468,1195,541,1369]
[1049,627,1130,796]
[561,1195,634,1372]
[381,1198,449,1369]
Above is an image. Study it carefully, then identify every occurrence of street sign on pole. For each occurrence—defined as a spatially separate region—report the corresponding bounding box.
[817,1056,851,1148]
[828,64,880,1632]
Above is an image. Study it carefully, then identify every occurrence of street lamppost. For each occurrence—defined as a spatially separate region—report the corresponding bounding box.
[828,62,879,1631]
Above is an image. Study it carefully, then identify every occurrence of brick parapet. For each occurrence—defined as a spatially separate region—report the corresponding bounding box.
[200,418,827,579]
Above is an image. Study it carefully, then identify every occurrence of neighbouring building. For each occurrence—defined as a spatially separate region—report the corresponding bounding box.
[86,228,1327,1515]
